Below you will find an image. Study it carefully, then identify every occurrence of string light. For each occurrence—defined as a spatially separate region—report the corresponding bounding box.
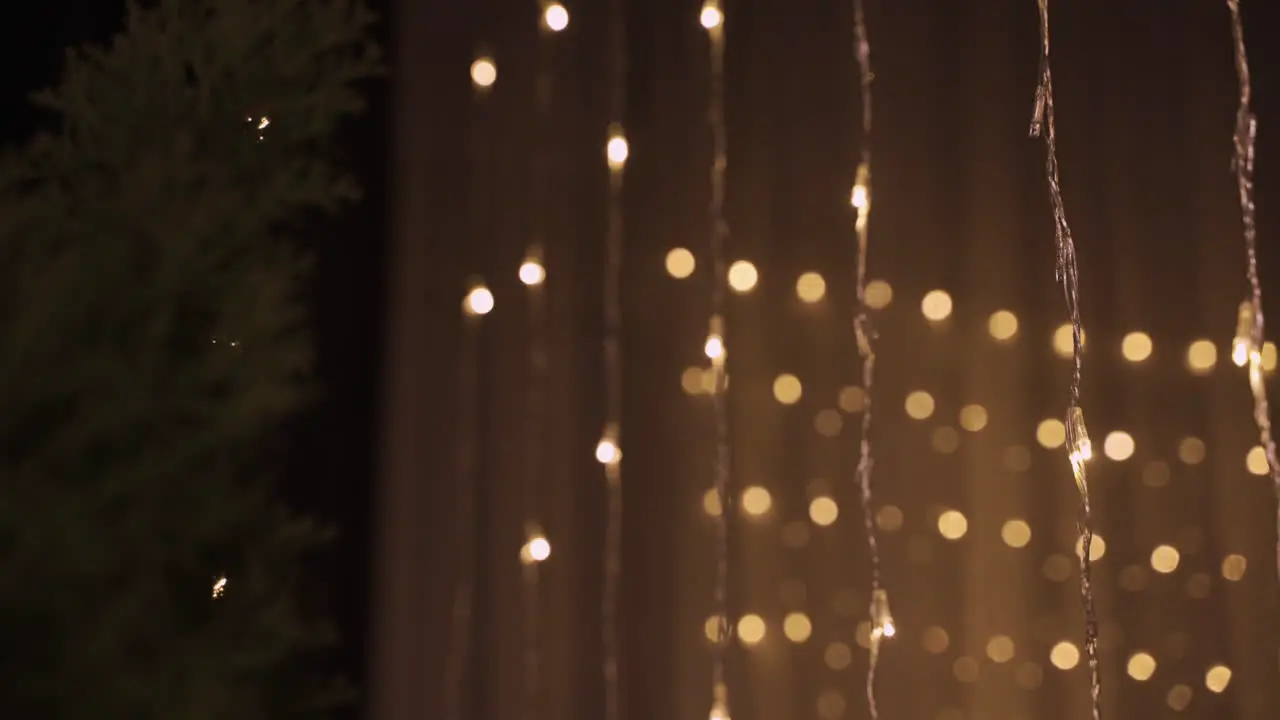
[601,0,628,717]
[1225,0,1280,586]
[849,3,893,717]
[211,575,227,599]
[701,3,733,719]
[1029,1,1102,717]
[471,56,497,90]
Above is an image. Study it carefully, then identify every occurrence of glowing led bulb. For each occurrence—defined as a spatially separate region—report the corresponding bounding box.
[699,2,723,30]
[606,132,629,170]
[464,284,494,315]
[1066,405,1092,494]
[851,163,870,211]
[519,248,546,286]
[1234,299,1258,367]
[708,682,730,720]
[470,57,497,89]
[596,425,621,465]
[521,533,552,563]
[704,315,727,368]
[869,588,896,641]
[211,575,227,598]
[543,3,569,32]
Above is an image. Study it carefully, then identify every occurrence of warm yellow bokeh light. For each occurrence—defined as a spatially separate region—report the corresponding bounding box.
[988,310,1019,341]
[699,2,723,29]
[937,510,968,540]
[824,642,853,668]
[959,404,988,432]
[1222,553,1247,581]
[952,656,979,683]
[905,390,936,420]
[1001,519,1032,548]
[1103,430,1135,461]
[1167,684,1193,711]
[773,373,802,405]
[1036,418,1066,449]
[782,612,812,643]
[1049,641,1080,670]
[1246,445,1270,475]
[921,289,953,321]
[813,409,843,437]
[543,3,570,31]
[727,260,758,293]
[1265,341,1278,371]
[1178,436,1206,465]
[521,534,551,564]
[875,505,904,532]
[809,496,839,526]
[1151,544,1180,574]
[737,614,766,645]
[704,614,727,641]
[470,57,497,88]
[741,486,772,516]
[606,134,629,169]
[1121,331,1153,362]
[1126,652,1156,681]
[922,626,949,654]
[595,438,620,465]
[986,635,1016,664]
[838,386,866,413]
[796,272,826,303]
[865,279,893,309]
[931,426,960,454]
[1187,339,1217,374]
[702,489,722,517]
[519,260,546,286]
[1075,533,1107,561]
[1205,664,1232,693]
[1052,323,1085,358]
[465,285,495,315]
[665,248,696,278]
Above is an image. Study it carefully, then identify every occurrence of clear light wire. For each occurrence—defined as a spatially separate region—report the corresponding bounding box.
[1225,0,1280,587]
[850,3,894,718]
[702,3,733,716]
[1028,2,1101,718]
[601,0,627,718]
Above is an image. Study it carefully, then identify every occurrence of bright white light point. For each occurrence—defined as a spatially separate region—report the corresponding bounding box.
[470,57,497,88]
[595,438,621,465]
[607,135,629,169]
[212,576,227,598]
[526,536,551,562]
[851,184,868,209]
[544,4,569,32]
[465,286,494,315]
[519,261,545,286]
[699,4,723,29]
[705,336,725,360]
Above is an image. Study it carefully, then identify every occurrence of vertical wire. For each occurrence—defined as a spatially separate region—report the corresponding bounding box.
[1028,2,1102,718]
[601,0,628,718]
[704,6,733,711]
[849,2,890,718]
[1224,0,1280,587]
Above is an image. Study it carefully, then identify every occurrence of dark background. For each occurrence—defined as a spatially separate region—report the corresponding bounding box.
[7,1,1280,719]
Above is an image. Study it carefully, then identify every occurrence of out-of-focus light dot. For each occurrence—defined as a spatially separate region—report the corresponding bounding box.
[824,642,853,669]
[1127,652,1157,681]
[595,439,620,464]
[780,521,809,549]
[1151,544,1180,573]
[1053,323,1085,358]
[741,486,771,516]
[773,374,802,404]
[519,260,546,286]
[1205,664,1232,693]
[1222,554,1247,581]
[1103,431,1135,461]
[875,505,904,532]
[1001,519,1032,548]
[1143,460,1171,488]
[1166,684,1193,711]
[814,409,843,437]
[1187,339,1217,374]
[922,290,953,321]
[704,614,726,641]
[931,426,960,454]
[727,260,758,293]
[809,497,838,526]
[865,279,893,309]
[699,3,723,29]
[1075,533,1107,561]
[959,404,988,432]
[922,626,949,654]
[681,367,704,395]
[665,248,695,278]
[522,535,551,563]
[737,614,765,645]
[1122,331,1153,362]
[465,285,494,315]
[1003,445,1032,472]
[937,510,968,540]
[952,656,980,683]
[838,386,866,413]
[1246,445,1269,475]
[470,57,497,88]
[606,135,629,169]
[702,489,722,517]
[796,272,826,303]
[988,310,1019,341]
[1036,418,1066,449]
[986,635,1016,664]
[1050,641,1080,670]
[782,612,812,643]
[905,390,936,419]
[816,691,845,720]
[1043,554,1072,582]
[1264,341,1278,371]
[543,3,569,31]
[1178,437,1206,465]
[1015,662,1044,689]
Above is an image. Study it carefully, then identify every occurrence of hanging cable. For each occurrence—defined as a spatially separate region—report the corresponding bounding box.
[1028,2,1101,718]
[849,2,895,718]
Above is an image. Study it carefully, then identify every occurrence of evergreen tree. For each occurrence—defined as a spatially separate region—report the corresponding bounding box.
[0,1,379,716]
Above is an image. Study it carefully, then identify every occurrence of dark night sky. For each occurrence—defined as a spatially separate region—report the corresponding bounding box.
[8,2,1280,719]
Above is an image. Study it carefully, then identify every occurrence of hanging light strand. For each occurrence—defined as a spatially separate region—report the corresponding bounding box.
[600,0,628,717]
[849,3,894,718]
[1225,0,1280,584]
[699,3,732,718]
[1028,2,1101,718]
